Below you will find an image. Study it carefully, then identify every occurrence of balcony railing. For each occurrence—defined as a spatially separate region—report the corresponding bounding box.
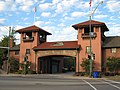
[23,37,34,42]
[81,33,97,38]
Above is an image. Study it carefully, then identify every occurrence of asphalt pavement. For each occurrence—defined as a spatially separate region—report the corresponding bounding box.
[0,73,120,90]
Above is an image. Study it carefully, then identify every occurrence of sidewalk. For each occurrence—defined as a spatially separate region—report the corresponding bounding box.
[0,72,105,80]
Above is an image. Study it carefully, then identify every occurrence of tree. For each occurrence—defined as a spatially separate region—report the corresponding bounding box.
[0,26,16,55]
[81,58,90,73]
[81,58,94,75]
[9,57,19,73]
[0,35,9,68]
[0,36,9,56]
[106,56,120,74]
[0,35,15,68]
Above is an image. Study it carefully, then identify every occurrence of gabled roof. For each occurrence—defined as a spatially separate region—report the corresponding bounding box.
[34,41,79,50]
[72,20,109,31]
[16,25,52,35]
[10,44,20,51]
[103,36,120,48]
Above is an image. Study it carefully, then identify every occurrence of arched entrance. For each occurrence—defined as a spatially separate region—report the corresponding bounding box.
[37,55,76,74]
[35,49,80,74]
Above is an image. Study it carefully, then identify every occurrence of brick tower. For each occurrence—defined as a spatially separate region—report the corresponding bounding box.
[16,25,51,71]
[72,20,109,72]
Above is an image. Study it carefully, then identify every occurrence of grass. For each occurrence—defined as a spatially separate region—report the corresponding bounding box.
[105,75,120,81]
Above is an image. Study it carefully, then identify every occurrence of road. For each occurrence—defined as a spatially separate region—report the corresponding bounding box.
[0,75,120,90]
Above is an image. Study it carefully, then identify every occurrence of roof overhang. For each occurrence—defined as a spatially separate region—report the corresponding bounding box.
[34,47,80,51]
[16,25,52,35]
[72,20,109,31]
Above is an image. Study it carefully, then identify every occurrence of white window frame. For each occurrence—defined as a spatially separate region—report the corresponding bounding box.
[111,48,116,53]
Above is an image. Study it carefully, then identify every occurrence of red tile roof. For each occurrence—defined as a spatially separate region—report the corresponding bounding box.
[16,25,51,35]
[72,20,109,31]
[34,41,79,50]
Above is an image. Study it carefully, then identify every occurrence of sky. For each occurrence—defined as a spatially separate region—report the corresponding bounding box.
[0,0,120,44]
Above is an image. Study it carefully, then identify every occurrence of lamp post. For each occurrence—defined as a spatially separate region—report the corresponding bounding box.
[89,1,103,77]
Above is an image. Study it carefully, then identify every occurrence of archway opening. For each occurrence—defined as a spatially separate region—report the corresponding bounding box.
[38,55,76,74]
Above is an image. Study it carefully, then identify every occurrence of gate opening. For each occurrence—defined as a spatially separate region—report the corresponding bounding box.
[38,55,76,74]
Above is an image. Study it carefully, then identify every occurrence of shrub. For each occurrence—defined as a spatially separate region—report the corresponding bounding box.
[9,57,19,73]
[106,57,120,75]
[19,61,32,74]
[81,58,90,73]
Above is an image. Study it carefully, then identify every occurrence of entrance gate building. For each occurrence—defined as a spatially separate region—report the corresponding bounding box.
[9,20,115,74]
[34,41,80,74]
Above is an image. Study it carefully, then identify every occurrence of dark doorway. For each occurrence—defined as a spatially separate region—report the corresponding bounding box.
[38,56,76,74]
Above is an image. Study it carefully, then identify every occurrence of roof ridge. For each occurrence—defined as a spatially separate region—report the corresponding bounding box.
[17,25,38,30]
[73,20,104,26]
[80,20,104,24]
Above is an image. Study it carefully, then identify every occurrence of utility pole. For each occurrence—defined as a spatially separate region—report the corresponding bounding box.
[7,27,11,74]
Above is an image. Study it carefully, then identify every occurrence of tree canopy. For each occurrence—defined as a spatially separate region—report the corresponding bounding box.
[0,35,16,68]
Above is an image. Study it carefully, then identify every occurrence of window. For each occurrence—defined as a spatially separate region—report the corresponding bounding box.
[111,48,116,53]
[86,46,91,53]
[15,51,19,55]
[26,49,30,54]
[26,32,32,38]
[84,27,93,34]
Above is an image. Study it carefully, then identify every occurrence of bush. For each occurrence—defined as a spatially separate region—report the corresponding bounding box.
[10,57,19,73]
[19,61,37,74]
[27,70,36,74]
[81,58,90,73]
[16,70,24,74]
[106,57,120,74]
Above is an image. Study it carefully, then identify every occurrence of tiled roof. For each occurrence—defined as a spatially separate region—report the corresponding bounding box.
[34,41,79,50]
[16,25,51,35]
[10,44,20,51]
[103,36,120,48]
[72,20,109,31]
